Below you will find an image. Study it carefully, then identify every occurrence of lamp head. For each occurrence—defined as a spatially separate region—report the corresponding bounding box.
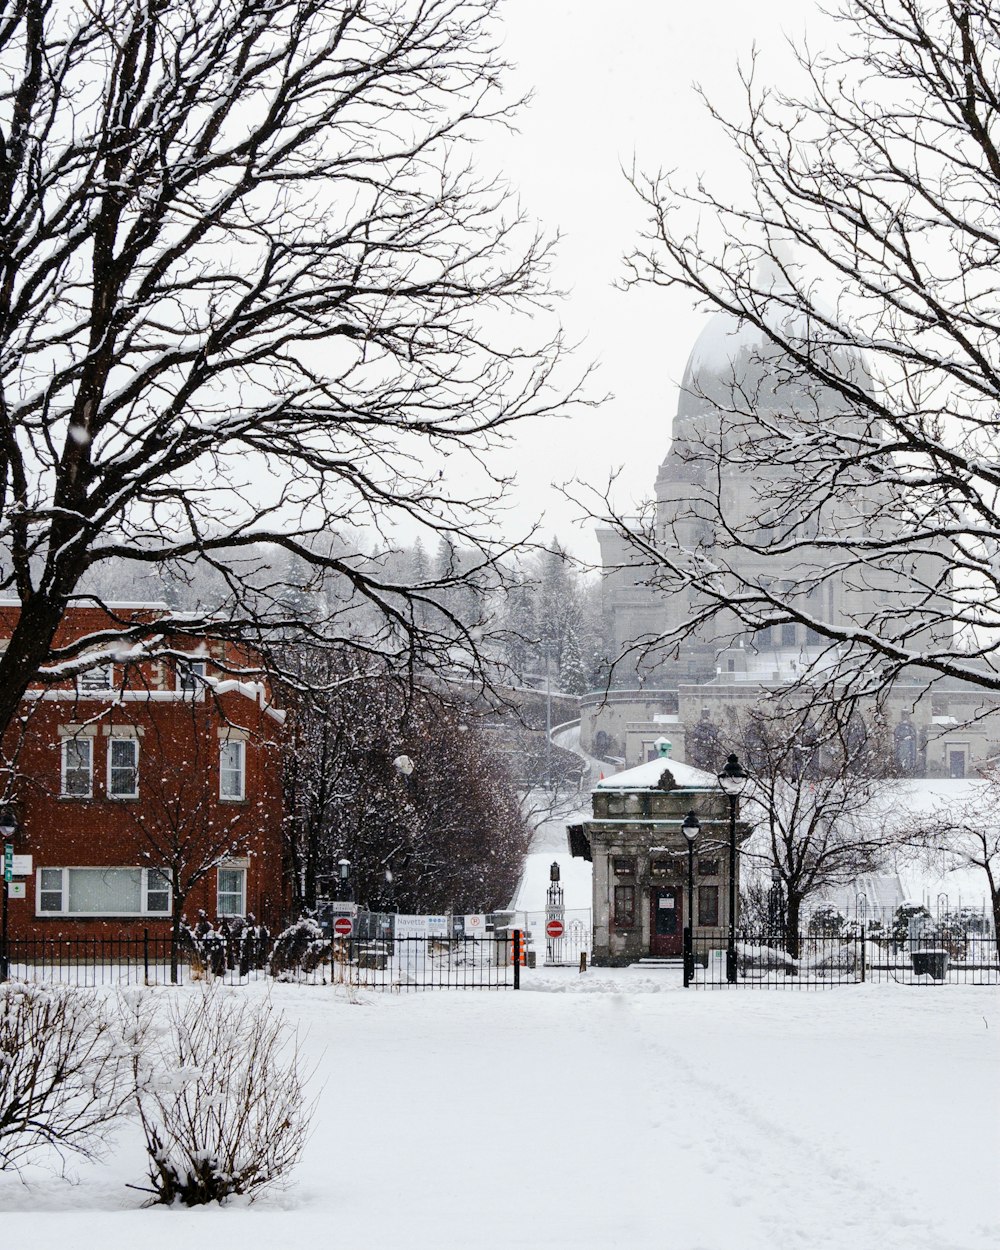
[682,810,700,843]
[718,753,748,797]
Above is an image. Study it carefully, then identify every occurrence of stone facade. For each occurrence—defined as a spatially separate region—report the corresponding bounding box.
[570,750,750,967]
[590,309,1000,777]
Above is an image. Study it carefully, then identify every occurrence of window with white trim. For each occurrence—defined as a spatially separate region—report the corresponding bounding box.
[217,866,246,916]
[36,867,171,916]
[77,663,114,692]
[176,659,207,692]
[219,740,245,800]
[61,737,93,797]
[107,737,139,798]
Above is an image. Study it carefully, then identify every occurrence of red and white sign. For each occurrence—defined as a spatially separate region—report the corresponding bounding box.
[333,917,353,936]
[545,919,565,939]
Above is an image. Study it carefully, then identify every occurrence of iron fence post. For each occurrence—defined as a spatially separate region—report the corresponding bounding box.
[860,924,866,983]
[143,927,150,984]
[1,874,8,983]
[513,928,520,990]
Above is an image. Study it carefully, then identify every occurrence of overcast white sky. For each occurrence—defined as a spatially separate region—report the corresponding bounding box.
[483,0,830,560]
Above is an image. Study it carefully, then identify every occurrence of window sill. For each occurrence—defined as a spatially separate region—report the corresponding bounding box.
[35,912,172,919]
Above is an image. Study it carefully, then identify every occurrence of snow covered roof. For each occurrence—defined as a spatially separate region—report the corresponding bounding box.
[678,288,867,408]
[595,756,718,792]
[681,310,768,389]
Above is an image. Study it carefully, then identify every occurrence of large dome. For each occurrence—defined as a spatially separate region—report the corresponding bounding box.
[680,310,770,393]
[672,299,870,434]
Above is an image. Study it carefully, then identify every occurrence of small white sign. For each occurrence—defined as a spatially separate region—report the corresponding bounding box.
[464,913,487,938]
[659,897,675,909]
[7,881,25,900]
[394,914,429,939]
[426,914,449,937]
[11,854,31,876]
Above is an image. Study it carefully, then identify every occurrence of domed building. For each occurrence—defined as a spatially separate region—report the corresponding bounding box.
[585,308,1000,779]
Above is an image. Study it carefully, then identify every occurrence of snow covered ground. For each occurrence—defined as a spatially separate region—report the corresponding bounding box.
[3,977,997,1249]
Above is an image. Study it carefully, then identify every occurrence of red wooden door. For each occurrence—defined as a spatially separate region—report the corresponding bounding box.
[650,886,683,956]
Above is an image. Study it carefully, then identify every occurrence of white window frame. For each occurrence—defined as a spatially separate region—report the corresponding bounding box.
[175,658,207,693]
[219,739,246,800]
[107,736,139,799]
[35,866,172,917]
[77,663,114,693]
[216,865,247,917]
[61,736,93,797]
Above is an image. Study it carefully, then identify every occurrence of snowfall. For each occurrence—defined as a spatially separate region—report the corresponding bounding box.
[3,879,998,1246]
[3,778,999,1247]
[1,973,996,1250]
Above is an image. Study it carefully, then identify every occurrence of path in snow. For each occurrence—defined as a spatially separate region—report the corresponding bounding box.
[4,981,997,1250]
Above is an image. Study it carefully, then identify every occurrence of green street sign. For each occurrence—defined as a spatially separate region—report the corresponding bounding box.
[3,843,12,884]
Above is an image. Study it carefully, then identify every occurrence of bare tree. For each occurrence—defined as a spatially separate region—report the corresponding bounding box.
[281,644,530,913]
[900,772,1000,960]
[114,699,279,981]
[738,703,895,955]
[602,2,1000,704]
[0,0,580,743]
[0,983,132,1171]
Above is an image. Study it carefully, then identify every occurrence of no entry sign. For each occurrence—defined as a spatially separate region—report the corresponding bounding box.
[333,916,353,936]
[545,919,564,939]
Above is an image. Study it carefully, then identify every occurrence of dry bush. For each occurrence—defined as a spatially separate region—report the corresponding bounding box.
[124,987,311,1205]
[0,982,132,1171]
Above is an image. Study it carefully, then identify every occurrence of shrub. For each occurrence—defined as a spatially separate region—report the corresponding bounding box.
[807,905,845,937]
[891,902,933,946]
[0,982,131,1171]
[125,987,311,1205]
[737,942,798,976]
[268,917,330,980]
[178,911,228,977]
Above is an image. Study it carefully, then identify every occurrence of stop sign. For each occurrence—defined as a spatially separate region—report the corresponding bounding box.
[333,917,353,936]
[545,919,564,939]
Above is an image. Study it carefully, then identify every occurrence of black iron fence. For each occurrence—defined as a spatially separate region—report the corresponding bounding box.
[0,930,521,991]
[687,929,1000,988]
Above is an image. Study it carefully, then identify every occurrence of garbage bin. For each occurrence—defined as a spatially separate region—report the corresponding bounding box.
[911,949,949,980]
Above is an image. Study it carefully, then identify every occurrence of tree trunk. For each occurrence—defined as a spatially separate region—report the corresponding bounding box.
[170,891,185,985]
[785,893,802,959]
[0,597,73,743]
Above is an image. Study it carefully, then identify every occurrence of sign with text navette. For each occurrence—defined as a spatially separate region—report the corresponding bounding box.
[394,914,450,939]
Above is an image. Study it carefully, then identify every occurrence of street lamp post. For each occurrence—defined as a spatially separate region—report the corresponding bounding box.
[682,810,700,988]
[337,857,352,902]
[718,753,748,985]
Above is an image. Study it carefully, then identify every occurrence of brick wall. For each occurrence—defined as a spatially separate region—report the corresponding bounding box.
[0,605,287,938]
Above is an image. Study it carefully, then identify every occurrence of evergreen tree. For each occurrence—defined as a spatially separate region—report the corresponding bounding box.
[558,629,587,695]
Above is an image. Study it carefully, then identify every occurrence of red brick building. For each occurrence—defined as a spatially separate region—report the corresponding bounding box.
[0,604,287,938]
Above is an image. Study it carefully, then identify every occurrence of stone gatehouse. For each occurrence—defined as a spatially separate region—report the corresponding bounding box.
[568,746,750,967]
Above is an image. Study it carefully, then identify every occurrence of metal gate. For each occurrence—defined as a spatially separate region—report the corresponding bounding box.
[510,908,592,967]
